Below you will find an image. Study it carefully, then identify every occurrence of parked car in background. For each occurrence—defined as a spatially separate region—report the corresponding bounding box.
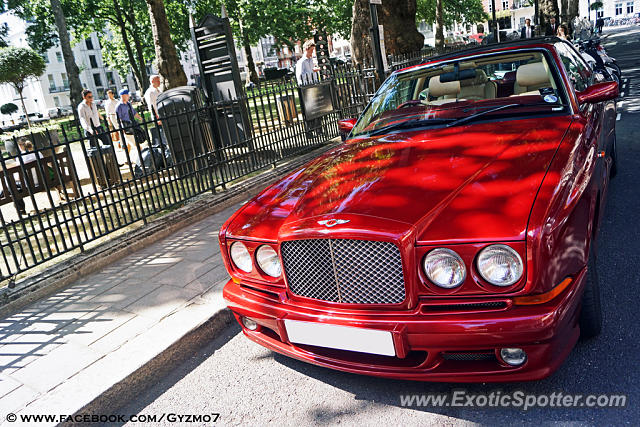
[219,37,618,382]
[17,112,47,125]
[48,108,62,119]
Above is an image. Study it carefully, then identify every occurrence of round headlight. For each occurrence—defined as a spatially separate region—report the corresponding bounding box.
[477,244,523,286]
[256,245,282,277]
[423,248,466,288]
[230,242,252,273]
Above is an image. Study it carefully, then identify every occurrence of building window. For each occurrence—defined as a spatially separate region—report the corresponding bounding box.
[488,1,492,12]
[502,0,509,10]
[627,2,634,13]
[48,75,55,90]
[615,3,623,14]
[106,71,115,86]
[89,55,98,68]
[597,9,604,18]
[42,53,49,64]
[86,37,94,50]
[61,73,69,88]
[56,52,63,62]
[93,73,102,87]
[54,96,60,107]
[519,17,525,27]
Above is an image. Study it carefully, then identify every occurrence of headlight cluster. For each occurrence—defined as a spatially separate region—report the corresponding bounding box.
[229,242,282,278]
[423,244,523,289]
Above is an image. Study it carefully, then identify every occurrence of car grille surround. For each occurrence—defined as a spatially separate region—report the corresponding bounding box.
[281,239,406,304]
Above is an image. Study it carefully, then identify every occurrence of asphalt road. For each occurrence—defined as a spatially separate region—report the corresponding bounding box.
[118,27,640,426]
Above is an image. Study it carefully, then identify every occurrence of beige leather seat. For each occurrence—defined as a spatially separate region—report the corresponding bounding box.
[513,62,551,96]
[427,76,462,105]
[444,70,496,101]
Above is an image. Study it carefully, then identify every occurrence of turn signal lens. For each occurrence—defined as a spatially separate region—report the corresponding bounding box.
[477,244,523,286]
[230,242,252,273]
[423,248,466,288]
[256,245,282,277]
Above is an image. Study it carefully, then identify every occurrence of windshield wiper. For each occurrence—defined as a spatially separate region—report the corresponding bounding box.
[362,118,455,136]
[448,103,567,127]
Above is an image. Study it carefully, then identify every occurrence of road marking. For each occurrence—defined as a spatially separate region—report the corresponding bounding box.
[617,113,621,121]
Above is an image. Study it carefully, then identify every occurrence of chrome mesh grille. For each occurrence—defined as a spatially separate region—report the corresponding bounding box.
[281,239,405,304]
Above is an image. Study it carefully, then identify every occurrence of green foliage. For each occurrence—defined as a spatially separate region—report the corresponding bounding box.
[416,0,488,26]
[8,0,73,53]
[590,1,603,10]
[1,103,19,115]
[0,47,47,92]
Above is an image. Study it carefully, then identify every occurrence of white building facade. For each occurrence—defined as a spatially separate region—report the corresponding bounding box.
[579,0,638,20]
[0,11,136,125]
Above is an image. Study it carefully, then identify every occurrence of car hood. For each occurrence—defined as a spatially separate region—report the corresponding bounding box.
[225,116,572,244]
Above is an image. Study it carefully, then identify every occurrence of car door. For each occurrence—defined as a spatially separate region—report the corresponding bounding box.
[556,42,612,235]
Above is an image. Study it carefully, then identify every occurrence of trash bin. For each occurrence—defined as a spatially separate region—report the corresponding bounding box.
[87,145,120,188]
[157,86,214,177]
[276,94,297,126]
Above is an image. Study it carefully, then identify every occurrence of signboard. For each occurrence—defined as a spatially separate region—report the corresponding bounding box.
[299,82,335,121]
[314,31,332,80]
[379,25,388,71]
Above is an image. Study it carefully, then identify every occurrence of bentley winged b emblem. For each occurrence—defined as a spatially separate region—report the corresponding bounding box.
[317,219,350,228]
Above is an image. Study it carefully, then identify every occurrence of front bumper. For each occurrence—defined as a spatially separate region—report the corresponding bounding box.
[223,269,586,382]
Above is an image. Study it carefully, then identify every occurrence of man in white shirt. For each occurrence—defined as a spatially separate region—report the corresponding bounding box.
[144,74,162,124]
[104,89,120,142]
[78,89,105,147]
[296,40,318,85]
[521,19,535,39]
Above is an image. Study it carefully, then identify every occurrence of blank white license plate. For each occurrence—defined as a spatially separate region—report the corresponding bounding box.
[284,319,396,356]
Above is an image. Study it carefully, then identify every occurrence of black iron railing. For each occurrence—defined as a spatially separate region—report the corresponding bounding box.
[0,62,379,286]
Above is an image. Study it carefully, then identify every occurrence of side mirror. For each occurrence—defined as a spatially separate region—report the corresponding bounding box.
[577,81,619,105]
[338,118,357,141]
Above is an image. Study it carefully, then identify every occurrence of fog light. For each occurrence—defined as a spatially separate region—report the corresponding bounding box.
[241,316,258,331]
[500,348,527,366]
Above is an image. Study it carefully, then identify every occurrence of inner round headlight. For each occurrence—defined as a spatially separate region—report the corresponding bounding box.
[423,248,466,288]
[256,245,282,277]
[477,244,523,286]
[230,242,252,273]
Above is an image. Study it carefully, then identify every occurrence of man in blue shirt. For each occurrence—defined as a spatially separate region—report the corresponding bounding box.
[115,89,145,162]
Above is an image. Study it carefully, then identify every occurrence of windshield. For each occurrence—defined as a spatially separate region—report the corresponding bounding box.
[351,50,567,137]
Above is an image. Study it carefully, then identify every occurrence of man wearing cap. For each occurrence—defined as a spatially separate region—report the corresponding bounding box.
[116,89,144,163]
[295,40,319,85]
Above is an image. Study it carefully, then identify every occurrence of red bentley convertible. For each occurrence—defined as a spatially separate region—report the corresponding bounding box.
[219,38,618,382]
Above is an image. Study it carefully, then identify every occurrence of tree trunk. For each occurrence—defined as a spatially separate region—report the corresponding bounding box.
[17,87,31,129]
[350,0,424,65]
[560,0,569,25]
[539,0,560,32]
[567,0,580,30]
[145,0,187,89]
[435,0,444,50]
[242,33,259,85]
[113,0,144,92]
[49,0,82,109]
[350,0,372,66]
[124,8,150,93]
[379,0,424,54]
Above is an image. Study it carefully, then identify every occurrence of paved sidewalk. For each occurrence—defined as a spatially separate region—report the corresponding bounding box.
[0,202,241,423]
